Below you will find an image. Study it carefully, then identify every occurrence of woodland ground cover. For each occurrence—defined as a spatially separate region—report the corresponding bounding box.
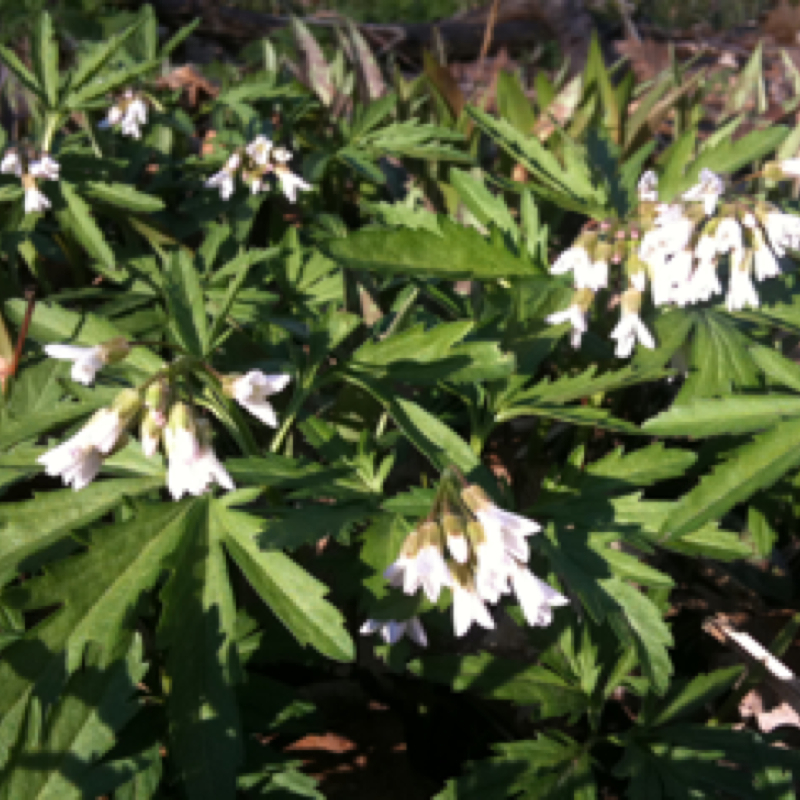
[3,3,800,798]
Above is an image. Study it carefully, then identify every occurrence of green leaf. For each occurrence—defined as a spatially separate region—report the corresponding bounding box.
[325,217,539,279]
[158,498,242,800]
[0,399,107,450]
[644,667,741,728]
[0,637,147,800]
[662,416,800,540]
[661,126,789,201]
[3,300,163,378]
[540,526,673,693]
[0,502,198,769]
[409,653,587,718]
[215,502,355,663]
[59,182,115,271]
[0,477,163,580]
[644,396,800,437]
[449,168,517,239]
[0,43,43,99]
[33,12,59,108]
[164,250,208,356]
[65,18,143,100]
[83,183,165,214]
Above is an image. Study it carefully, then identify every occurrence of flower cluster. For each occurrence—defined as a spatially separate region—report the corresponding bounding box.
[1,146,60,214]
[205,135,312,203]
[546,164,800,357]
[98,89,150,139]
[38,339,290,499]
[362,473,567,646]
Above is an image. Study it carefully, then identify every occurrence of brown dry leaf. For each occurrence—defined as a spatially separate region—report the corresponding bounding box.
[615,36,672,82]
[155,65,218,108]
[423,52,465,119]
[764,0,800,46]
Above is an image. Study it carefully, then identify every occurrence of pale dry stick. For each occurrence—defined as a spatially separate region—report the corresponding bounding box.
[704,615,800,715]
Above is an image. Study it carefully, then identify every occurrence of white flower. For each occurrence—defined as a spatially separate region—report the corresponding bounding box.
[638,170,659,202]
[714,218,743,253]
[37,433,103,490]
[1,150,21,177]
[681,259,722,304]
[126,97,148,126]
[546,304,588,349]
[726,261,760,312]
[272,147,293,163]
[229,371,291,428]
[205,153,241,200]
[630,271,647,292]
[610,291,655,358]
[24,184,50,214]
[275,168,312,203]
[246,135,273,167]
[510,562,568,628]
[550,246,591,278]
[780,158,800,177]
[44,344,106,385]
[410,543,452,603]
[683,168,724,216]
[98,105,124,129]
[164,428,235,500]
[640,218,693,266]
[360,616,427,647]
[753,241,781,282]
[452,578,495,637]
[475,504,541,562]
[29,154,60,181]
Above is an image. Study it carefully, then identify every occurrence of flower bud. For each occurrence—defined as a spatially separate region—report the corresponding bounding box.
[98,336,131,366]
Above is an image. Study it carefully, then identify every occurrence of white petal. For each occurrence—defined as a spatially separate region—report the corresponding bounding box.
[238,398,278,428]
[407,617,428,647]
[446,532,469,563]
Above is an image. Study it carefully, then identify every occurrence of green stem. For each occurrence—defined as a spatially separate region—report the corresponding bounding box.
[269,390,307,453]
[41,113,61,153]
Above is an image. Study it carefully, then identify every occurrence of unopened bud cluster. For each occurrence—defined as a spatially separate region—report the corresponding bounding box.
[362,471,567,646]
[38,338,290,499]
[547,164,800,357]
[205,135,312,203]
[1,145,60,214]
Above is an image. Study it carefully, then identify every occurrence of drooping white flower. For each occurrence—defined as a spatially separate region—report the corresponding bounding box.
[610,290,655,358]
[441,513,469,564]
[714,217,743,254]
[140,378,169,457]
[29,153,60,181]
[23,182,50,215]
[98,105,124,129]
[44,344,106,385]
[1,150,22,177]
[683,168,724,216]
[546,302,588,349]
[360,616,427,647]
[726,254,760,312]
[80,390,143,455]
[37,433,103,490]
[510,562,569,628]
[275,167,312,203]
[246,135,273,167]
[630,270,647,293]
[205,153,242,200]
[779,158,800,178]
[681,259,722,305]
[637,170,659,202]
[452,574,495,637]
[44,337,130,385]
[227,370,291,428]
[164,411,235,500]
[753,238,781,282]
[550,245,591,279]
